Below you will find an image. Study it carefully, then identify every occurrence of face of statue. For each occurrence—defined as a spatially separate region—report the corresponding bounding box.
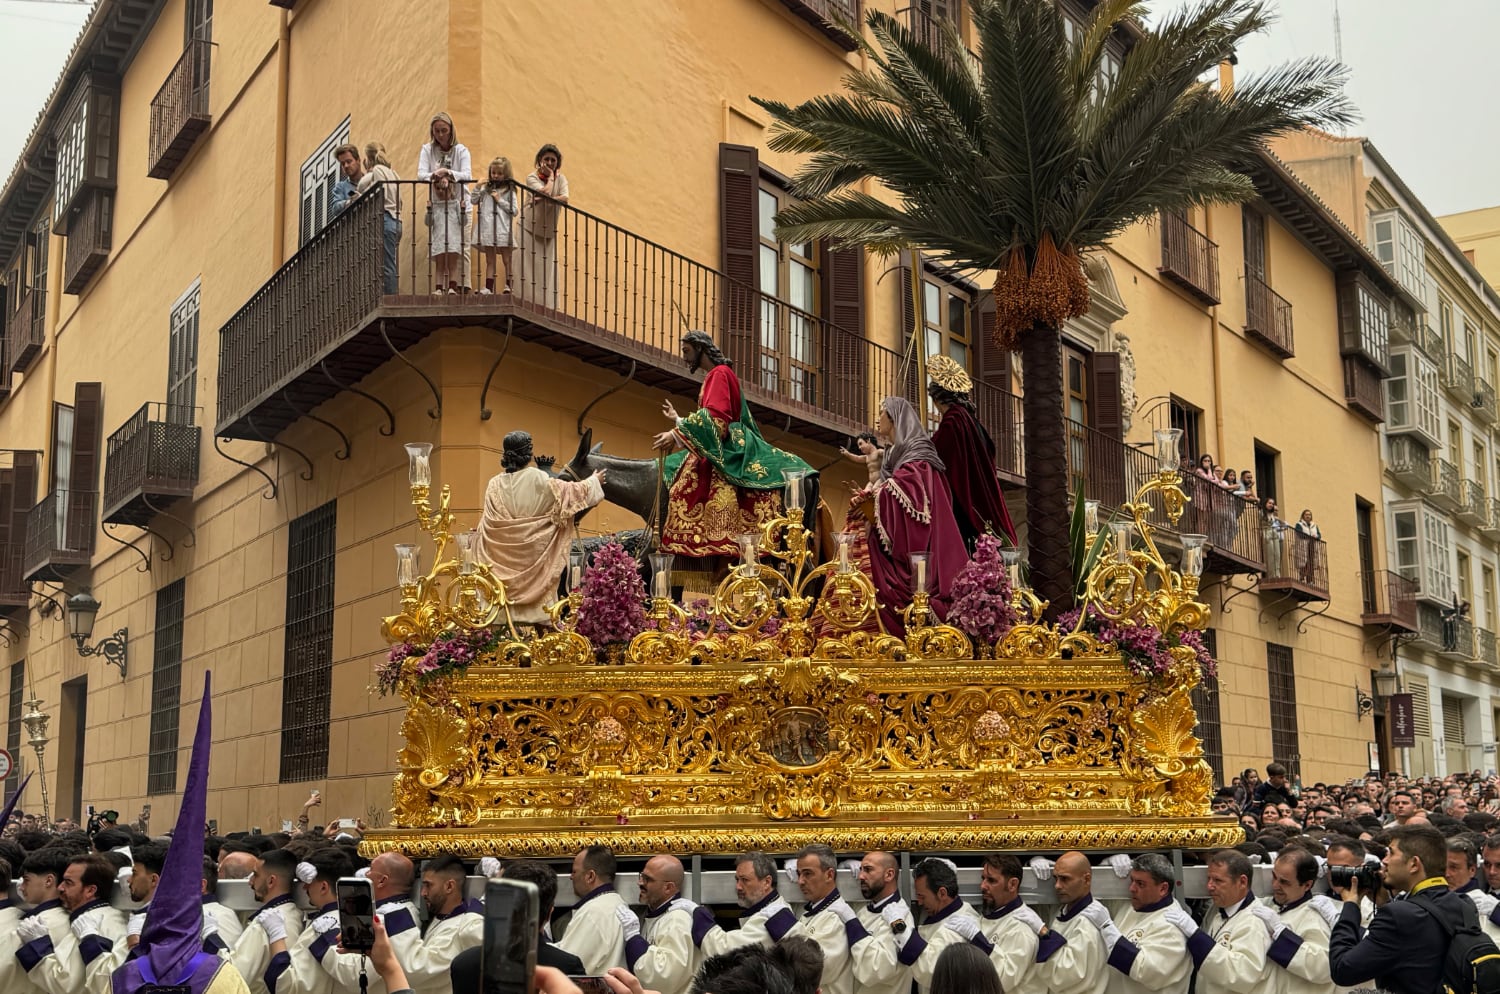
[681,340,703,372]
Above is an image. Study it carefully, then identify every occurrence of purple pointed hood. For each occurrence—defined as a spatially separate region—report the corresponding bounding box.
[0,771,32,833]
[138,671,213,987]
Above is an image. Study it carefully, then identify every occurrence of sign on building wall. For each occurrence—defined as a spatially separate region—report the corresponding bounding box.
[1389,693,1416,748]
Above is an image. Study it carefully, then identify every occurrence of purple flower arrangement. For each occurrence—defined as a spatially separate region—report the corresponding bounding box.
[575,541,649,652]
[376,627,505,696]
[1059,605,1218,684]
[684,598,783,643]
[946,535,1018,648]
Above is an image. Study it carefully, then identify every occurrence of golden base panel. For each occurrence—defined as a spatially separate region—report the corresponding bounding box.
[368,445,1243,859]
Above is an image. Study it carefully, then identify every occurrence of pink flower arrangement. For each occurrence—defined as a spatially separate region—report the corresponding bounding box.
[684,598,782,643]
[575,541,649,653]
[375,627,505,696]
[947,535,1018,647]
[1059,605,1218,683]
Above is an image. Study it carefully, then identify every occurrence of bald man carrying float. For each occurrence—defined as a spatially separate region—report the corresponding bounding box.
[1036,851,1110,994]
[617,855,700,994]
[850,852,908,994]
[316,852,421,994]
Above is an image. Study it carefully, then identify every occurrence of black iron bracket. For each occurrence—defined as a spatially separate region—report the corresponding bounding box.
[214,436,278,500]
[575,358,637,436]
[0,615,30,640]
[247,411,313,482]
[1218,573,1262,615]
[281,387,351,460]
[140,493,197,553]
[1292,598,1333,635]
[380,319,441,419]
[31,582,65,620]
[479,316,516,421]
[321,360,395,436]
[102,523,153,573]
[73,628,128,677]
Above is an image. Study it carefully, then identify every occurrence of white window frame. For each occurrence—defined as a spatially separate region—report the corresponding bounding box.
[1385,346,1441,447]
[168,279,201,422]
[1369,208,1425,300]
[1422,504,1454,603]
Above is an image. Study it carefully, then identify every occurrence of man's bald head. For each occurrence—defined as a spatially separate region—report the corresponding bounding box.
[1053,851,1093,905]
[370,852,415,901]
[640,855,685,908]
[864,851,898,872]
[219,852,257,881]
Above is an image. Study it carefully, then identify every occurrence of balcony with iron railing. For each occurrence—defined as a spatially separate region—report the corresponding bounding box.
[8,284,45,375]
[1390,310,1416,345]
[1479,627,1500,670]
[1261,528,1329,602]
[1472,374,1498,424]
[1244,271,1294,358]
[147,39,212,180]
[1158,210,1220,305]
[1342,356,1384,423]
[0,537,25,617]
[1414,602,1475,661]
[972,382,1023,486]
[896,4,980,73]
[1416,321,1444,362]
[1176,473,1265,576]
[102,402,200,526]
[23,489,96,582]
[217,181,909,450]
[1458,479,1489,526]
[1486,498,1500,540]
[1427,457,1462,511]
[1387,434,1433,490]
[1443,352,1473,399]
[777,0,862,49]
[1360,569,1418,634]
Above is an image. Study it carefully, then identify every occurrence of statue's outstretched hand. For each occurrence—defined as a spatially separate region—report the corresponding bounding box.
[593,469,608,483]
[652,430,678,452]
[662,400,680,421]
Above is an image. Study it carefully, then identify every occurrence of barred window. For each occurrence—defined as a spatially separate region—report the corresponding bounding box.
[4,661,22,799]
[1267,643,1300,780]
[280,501,336,782]
[147,580,185,795]
[1190,629,1224,787]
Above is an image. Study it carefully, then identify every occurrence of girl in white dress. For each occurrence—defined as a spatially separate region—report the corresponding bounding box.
[417,112,472,294]
[471,157,517,294]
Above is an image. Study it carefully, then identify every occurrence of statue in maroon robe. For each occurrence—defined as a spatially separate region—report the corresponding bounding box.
[926,354,1018,550]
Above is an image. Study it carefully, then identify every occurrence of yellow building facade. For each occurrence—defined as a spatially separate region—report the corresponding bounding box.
[0,0,1417,832]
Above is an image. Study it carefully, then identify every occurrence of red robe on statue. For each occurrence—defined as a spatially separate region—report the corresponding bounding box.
[661,363,782,558]
[931,404,1018,547]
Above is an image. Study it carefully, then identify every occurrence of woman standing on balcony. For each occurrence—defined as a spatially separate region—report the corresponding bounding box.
[1294,508,1322,584]
[846,396,969,634]
[357,142,403,295]
[924,354,1017,550]
[520,144,570,309]
[417,112,472,293]
[1262,497,1287,576]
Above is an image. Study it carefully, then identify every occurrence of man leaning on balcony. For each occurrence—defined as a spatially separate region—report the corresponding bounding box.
[651,330,816,567]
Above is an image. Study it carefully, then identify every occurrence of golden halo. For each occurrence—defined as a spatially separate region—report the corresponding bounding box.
[927,354,972,394]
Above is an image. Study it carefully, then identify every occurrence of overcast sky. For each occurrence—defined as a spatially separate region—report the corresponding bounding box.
[0,1,1497,217]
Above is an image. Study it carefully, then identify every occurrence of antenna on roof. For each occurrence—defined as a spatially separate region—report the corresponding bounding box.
[1334,0,1344,64]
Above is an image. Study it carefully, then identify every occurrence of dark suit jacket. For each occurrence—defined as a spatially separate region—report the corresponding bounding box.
[450,940,586,992]
[1328,884,1464,994]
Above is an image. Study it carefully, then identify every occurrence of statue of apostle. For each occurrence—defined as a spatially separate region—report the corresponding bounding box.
[651,330,815,561]
[475,431,605,625]
[926,354,1018,550]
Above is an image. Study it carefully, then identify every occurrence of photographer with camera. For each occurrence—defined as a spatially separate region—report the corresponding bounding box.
[1324,838,1382,927]
[1328,824,1474,994]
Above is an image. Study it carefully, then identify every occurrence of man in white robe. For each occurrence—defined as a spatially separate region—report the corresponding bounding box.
[1089,853,1191,994]
[618,855,698,994]
[556,845,628,974]
[476,430,605,625]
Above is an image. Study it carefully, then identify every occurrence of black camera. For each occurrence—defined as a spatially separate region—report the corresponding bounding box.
[1328,862,1381,890]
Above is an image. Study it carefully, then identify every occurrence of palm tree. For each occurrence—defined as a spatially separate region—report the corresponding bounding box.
[753,0,1352,615]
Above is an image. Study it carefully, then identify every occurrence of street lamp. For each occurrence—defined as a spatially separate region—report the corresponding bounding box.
[1373,666,1400,699]
[21,698,50,825]
[67,592,128,676]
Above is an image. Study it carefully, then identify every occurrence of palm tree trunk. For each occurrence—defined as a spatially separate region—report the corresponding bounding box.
[1018,321,1073,617]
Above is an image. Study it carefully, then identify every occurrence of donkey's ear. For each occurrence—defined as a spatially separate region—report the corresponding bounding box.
[572,429,593,466]
[591,443,603,455]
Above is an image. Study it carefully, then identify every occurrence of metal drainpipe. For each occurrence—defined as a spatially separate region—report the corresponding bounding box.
[272,8,291,266]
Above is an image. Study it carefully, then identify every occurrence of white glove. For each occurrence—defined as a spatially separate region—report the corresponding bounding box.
[1247,901,1284,940]
[128,912,147,939]
[667,897,699,916]
[1078,901,1113,933]
[311,911,340,935]
[1315,855,1328,879]
[942,914,980,941]
[1309,894,1342,927]
[1249,854,1264,865]
[70,908,104,941]
[200,913,220,943]
[614,905,641,941]
[828,898,857,924]
[1098,920,1123,952]
[753,896,792,921]
[479,856,502,879]
[783,857,799,885]
[841,859,862,879]
[16,915,48,943]
[1029,857,1055,881]
[1104,854,1133,879]
[542,920,553,941]
[1011,904,1046,936]
[1162,903,1197,937]
[879,899,911,927]
[255,907,288,944]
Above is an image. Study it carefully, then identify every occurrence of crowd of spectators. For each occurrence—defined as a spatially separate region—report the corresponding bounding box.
[1187,453,1322,579]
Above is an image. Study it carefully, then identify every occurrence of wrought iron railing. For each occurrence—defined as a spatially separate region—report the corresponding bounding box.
[973,382,1023,480]
[22,488,96,580]
[1178,473,1265,571]
[1158,210,1220,304]
[896,4,980,73]
[218,180,909,441]
[778,0,862,49]
[1473,374,1498,423]
[1429,457,1462,507]
[1478,627,1499,669]
[1342,356,1383,422]
[1459,479,1488,524]
[1488,499,1500,537]
[1244,271,1294,358]
[103,402,201,522]
[1416,320,1444,362]
[1387,434,1432,487]
[8,284,45,375]
[0,537,25,608]
[1443,352,1473,397]
[1360,568,1418,631]
[1064,419,1164,518]
[147,39,212,180]
[1263,528,1328,597]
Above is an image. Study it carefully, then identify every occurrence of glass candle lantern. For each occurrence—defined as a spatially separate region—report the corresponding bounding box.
[910,552,929,595]
[569,542,586,589]
[404,443,433,486]
[1180,534,1208,578]
[782,469,806,512]
[650,552,675,600]
[1083,499,1101,536]
[835,531,853,574]
[1001,547,1021,588]
[454,529,478,574]
[395,544,420,586]
[737,532,760,576]
[1153,428,1183,473]
[1110,521,1133,563]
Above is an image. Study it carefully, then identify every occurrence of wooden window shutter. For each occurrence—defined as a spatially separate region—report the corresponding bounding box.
[70,381,103,495]
[821,241,867,426]
[972,297,1018,476]
[898,257,920,407]
[1091,351,1124,442]
[9,452,37,571]
[718,144,760,373]
[0,469,11,572]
